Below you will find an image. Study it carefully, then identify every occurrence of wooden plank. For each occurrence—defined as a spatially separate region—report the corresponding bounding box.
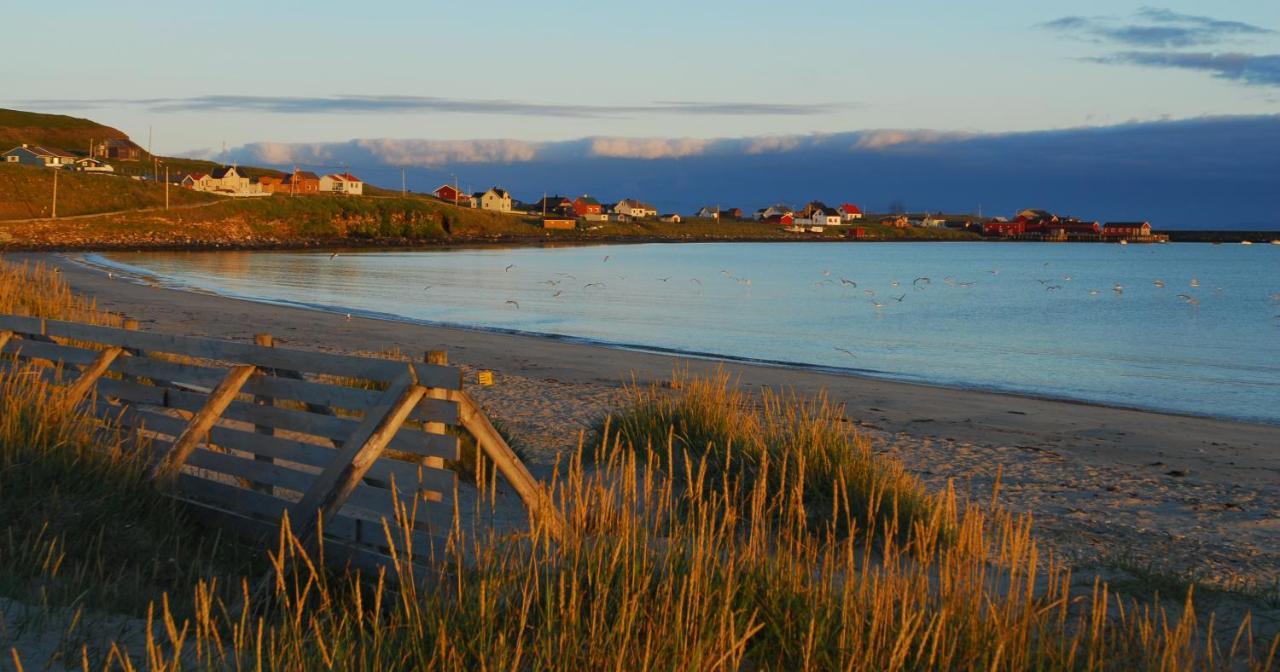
[0,338,100,366]
[0,315,43,337]
[252,333,277,494]
[456,390,566,539]
[111,356,226,389]
[27,318,460,389]
[183,447,316,493]
[64,347,124,406]
[95,376,168,406]
[241,375,459,424]
[158,387,457,460]
[0,331,12,354]
[288,375,425,551]
[151,365,257,485]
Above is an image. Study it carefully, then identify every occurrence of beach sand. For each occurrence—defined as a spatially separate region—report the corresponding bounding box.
[22,253,1280,592]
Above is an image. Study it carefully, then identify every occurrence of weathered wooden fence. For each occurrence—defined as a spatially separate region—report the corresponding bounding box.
[0,314,560,574]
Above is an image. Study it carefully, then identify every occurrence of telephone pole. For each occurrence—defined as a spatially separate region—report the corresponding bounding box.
[51,167,58,219]
[165,166,170,210]
[401,167,406,197]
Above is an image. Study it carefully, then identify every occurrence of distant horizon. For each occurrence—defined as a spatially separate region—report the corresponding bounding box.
[197,114,1280,230]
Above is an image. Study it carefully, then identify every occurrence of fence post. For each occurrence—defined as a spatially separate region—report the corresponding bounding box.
[422,350,450,470]
[251,333,277,493]
[152,365,257,486]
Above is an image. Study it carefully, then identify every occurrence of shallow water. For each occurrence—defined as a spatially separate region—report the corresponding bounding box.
[98,242,1280,424]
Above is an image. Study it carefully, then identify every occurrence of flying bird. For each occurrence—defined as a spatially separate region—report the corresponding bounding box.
[913,277,931,288]
[1177,294,1199,306]
[658,276,671,282]
[891,294,906,302]
[869,300,885,309]
[690,278,702,286]
[864,289,876,297]
[1153,279,1165,288]
[423,285,433,291]
[1113,284,1124,295]
[833,347,857,358]
[1045,285,1062,291]
[505,300,520,309]
[505,264,517,272]
[602,255,611,263]
[840,277,857,287]
[329,252,339,259]
[1190,277,1200,288]
[584,282,605,289]
[552,290,563,298]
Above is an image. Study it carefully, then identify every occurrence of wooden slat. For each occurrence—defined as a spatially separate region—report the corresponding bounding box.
[239,375,458,424]
[64,347,124,406]
[4,317,460,389]
[157,387,457,460]
[152,365,257,485]
[0,338,101,366]
[95,376,169,406]
[183,447,316,493]
[0,331,12,354]
[289,375,424,550]
[112,356,226,389]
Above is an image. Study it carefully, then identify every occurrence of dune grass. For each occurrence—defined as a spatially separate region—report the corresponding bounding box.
[0,258,121,325]
[1,259,1276,670]
[600,371,937,540]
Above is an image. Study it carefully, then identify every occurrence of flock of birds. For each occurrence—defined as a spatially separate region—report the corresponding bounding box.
[323,251,1280,356]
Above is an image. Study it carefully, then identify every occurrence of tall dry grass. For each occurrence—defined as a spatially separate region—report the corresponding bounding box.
[602,370,936,540]
[0,258,121,325]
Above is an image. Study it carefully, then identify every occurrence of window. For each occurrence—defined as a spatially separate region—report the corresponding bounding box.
[5,155,17,163]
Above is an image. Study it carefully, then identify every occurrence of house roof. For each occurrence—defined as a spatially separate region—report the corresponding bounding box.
[5,145,76,159]
[105,139,143,149]
[185,172,208,180]
[475,187,509,198]
[840,203,862,214]
[283,171,319,183]
[575,196,600,205]
[210,166,239,179]
[326,172,362,182]
[1103,221,1151,228]
[818,207,841,217]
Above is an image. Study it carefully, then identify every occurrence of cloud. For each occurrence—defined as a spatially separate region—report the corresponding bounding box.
[586,137,713,159]
[12,94,842,118]
[1090,51,1280,87]
[1040,7,1273,47]
[853,130,975,150]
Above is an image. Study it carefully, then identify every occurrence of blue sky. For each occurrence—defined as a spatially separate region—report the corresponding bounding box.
[3,1,1279,226]
[3,0,1277,152]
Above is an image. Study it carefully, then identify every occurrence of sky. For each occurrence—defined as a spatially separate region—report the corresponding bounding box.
[3,1,1279,226]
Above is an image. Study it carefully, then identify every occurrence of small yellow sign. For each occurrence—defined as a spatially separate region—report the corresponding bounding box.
[477,370,495,386]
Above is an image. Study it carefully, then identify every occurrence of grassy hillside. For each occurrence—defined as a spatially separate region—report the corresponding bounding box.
[0,108,128,155]
[0,163,217,220]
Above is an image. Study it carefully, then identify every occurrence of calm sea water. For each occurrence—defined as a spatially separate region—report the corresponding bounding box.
[94,242,1280,424]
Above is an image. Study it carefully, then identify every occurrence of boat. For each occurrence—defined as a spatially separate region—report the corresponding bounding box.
[1271,240,1280,245]
[1241,240,1253,245]
[1118,239,1128,245]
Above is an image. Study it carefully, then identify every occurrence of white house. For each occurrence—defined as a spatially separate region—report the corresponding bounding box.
[209,165,252,193]
[694,206,720,219]
[755,204,793,221]
[72,157,114,173]
[320,172,364,195]
[472,187,512,212]
[182,172,215,191]
[3,144,77,168]
[912,214,946,228]
[659,213,683,223]
[814,207,843,227]
[615,199,658,219]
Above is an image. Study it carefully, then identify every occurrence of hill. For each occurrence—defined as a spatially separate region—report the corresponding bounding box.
[0,163,218,220]
[0,108,129,155]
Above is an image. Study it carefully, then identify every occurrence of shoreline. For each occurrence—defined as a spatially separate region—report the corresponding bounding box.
[78,251,1278,429]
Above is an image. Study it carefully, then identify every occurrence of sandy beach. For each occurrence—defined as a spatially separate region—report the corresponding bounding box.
[19,252,1280,592]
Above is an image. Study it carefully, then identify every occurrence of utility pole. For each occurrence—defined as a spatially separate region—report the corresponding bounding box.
[401,167,406,197]
[165,166,170,210]
[51,167,58,219]
[453,174,459,205]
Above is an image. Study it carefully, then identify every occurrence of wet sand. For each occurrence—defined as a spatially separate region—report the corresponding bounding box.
[19,252,1280,588]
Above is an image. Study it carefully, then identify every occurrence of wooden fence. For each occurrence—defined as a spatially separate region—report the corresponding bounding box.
[0,314,561,575]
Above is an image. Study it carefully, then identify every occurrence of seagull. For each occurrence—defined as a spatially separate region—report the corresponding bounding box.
[840,277,857,287]
[958,281,976,287]
[602,255,611,263]
[989,269,999,275]
[345,313,352,321]
[890,280,900,288]
[330,252,339,260]
[505,264,516,272]
[423,285,433,291]
[863,289,876,297]
[815,279,834,286]
[505,300,520,309]
[108,272,115,279]
[913,277,931,288]
[869,300,884,309]
[833,347,857,358]
[1113,284,1124,295]
[1062,275,1072,281]
[1153,279,1165,288]
[552,290,563,298]
[1190,277,1200,288]
[658,276,671,282]
[891,294,906,302]
[540,280,560,286]
[737,278,752,286]
[821,269,831,276]
[1088,289,1101,296]
[944,276,957,286]
[1045,285,1062,291]
[557,273,576,279]
[1177,294,1199,306]
[690,278,702,286]
[1036,278,1053,285]
[584,282,605,289]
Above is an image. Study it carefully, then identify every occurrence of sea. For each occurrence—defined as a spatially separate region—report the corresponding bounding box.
[92,242,1280,425]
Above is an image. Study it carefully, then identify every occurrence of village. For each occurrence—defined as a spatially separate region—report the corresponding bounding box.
[3,141,1160,241]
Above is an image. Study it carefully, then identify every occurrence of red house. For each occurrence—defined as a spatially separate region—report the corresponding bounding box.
[1103,221,1152,238]
[764,213,795,225]
[983,219,1026,237]
[434,184,467,204]
[573,196,602,217]
[840,203,863,220]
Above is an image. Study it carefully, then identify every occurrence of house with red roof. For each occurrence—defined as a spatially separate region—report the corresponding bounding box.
[320,172,363,195]
[840,203,863,221]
